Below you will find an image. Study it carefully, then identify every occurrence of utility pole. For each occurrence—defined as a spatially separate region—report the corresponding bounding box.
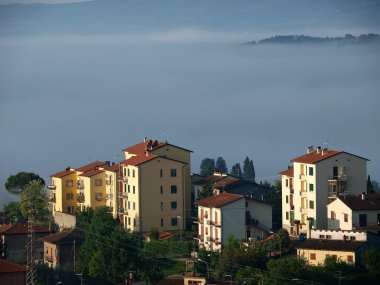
[26,219,37,285]
[73,239,76,273]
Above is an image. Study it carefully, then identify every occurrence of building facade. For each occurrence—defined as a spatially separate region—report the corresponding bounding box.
[196,192,272,252]
[280,146,368,235]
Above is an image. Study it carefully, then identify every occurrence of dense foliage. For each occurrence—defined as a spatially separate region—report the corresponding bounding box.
[3,201,26,223]
[200,158,215,176]
[215,156,228,173]
[197,182,213,200]
[230,163,243,178]
[243,156,255,182]
[5,172,45,194]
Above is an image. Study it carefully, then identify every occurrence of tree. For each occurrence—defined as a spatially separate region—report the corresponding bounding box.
[362,248,380,272]
[20,180,51,224]
[243,157,255,182]
[367,175,375,194]
[200,158,215,177]
[3,201,26,223]
[141,264,164,285]
[149,227,159,240]
[215,157,228,173]
[230,163,243,178]
[5,172,45,194]
[197,182,213,200]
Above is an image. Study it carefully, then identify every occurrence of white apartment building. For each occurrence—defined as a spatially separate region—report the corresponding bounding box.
[196,192,272,252]
[280,146,368,235]
[327,193,380,233]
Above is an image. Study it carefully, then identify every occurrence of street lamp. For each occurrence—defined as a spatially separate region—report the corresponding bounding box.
[197,258,210,280]
[177,216,182,240]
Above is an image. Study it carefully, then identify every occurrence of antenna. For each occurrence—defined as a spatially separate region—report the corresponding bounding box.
[26,219,36,285]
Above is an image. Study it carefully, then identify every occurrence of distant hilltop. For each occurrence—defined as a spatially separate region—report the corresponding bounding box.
[247,34,380,45]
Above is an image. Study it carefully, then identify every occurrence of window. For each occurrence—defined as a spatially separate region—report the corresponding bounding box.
[326,235,332,239]
[160,169,163,177]
[124,184,126,192]
[132,169,135,177]
[309,167,314,176]
[205,227,208,235]
[66,193,73,200]
[66,206,73,213]
[161,218,164,227]
[171,201,177,210]
[95,179,102,186]
[347,255,353,262]
[170,169,177,177]
[331,211,336,220]
[286,195,289,204]
[133,202,135,210]
[286,212,289,220]
[350,236,356,241]
[171,185,177,194]
[128,185,130,193]
[171,218,178,226]
[133,186,135,194]
[286,179,288,187]
[128,217,131,225]
[344,213,348,222]
[309,200,314,209]
[160,186,163,194]
[319,235,325,239]
[66,180,73,187]
[310,253,316,260]
[133,218,136,227]
[160,202,163,210]
[309,183,314,191]
[128,201,130,209]
[127,169,130,177]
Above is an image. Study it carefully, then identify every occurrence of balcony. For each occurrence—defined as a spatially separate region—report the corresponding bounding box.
[118,176,128,183]
[209,220,221,227]
[106,194,113,200]
[49,196,56,203]
[76,181,84,190]
[290,204,294,211]
[106,180,112,185]
[47,185,56,191]
[118,192,128,199]
[290,188,294,194]
[118,208,125,214]
[95,194,103,201]
[328,176,348,197]
[107,206,114,213]
[301,207,307,214]
[77,194,85,203]
[301,190,308,198]
[299,174,306,181]
[205,219,210,225]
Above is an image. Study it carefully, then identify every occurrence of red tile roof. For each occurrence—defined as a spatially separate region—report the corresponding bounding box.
[339,194,380,211]
[291,149,342,164]
[105,163,121,172]
[79,169,104,178]
[43,228,85,244]
[121,154,159,166]
[196,192,244,208]
[123,140,165,154]
[279,167,294,177]
[212,178,239,189]
[296,239,366,251]
[76,161,107,173]
[51,169,75,178]
[0,223,51,235]
[0,259,27,273]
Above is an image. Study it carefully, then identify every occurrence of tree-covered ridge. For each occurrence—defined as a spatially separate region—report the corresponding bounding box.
[247,33,380,45]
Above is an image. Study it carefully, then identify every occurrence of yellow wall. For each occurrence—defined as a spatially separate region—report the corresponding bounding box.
[80,173,107,209]
[52,173,77,214]
[297,248,356,266]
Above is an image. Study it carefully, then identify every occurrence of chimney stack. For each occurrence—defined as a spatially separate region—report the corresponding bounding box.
[307,145,314,154]
[316,146,321,154]
[322,147,328,155]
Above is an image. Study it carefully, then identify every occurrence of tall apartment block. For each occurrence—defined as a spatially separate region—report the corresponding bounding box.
[48,138,192,233]
[279,146,368,236]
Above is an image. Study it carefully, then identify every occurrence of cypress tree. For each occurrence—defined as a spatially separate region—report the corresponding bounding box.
[215,156,228,173]
[243,156,255,182]
[200,158,215,176]
[230,163,243,178]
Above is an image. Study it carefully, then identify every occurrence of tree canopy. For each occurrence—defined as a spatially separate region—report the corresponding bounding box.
[243,157,255,182]
[230,163,243,178]
[3,201,26,223]
[215,156,228,173]
[197,182,213,200]
[5,172,45,194]
[200,158,215,176]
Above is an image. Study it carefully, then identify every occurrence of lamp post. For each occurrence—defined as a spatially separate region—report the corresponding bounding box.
[197,258,210,280]
[177,215,182,240]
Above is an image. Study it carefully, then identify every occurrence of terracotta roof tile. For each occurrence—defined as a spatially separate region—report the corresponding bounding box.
[0,223,51,235]
[339,194,380,211]
[296,239,366,251]
[0,259,27,272]
[105,163,121,172]
[121,154,159,166]
[212,178,239,189]
[196,192,244,208]
[76,161,107,173]
[51,169,75,178]
[43,228,85,244]
[122,140,165,154]
[79,169,104,178]
[279,167,294,177]
[291,149,342,164]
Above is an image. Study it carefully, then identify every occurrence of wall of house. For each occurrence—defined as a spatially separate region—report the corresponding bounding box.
[122,164,140,231]
[105,170,119,218]
[221,199,246,246]
[327,198,353,230]
[139,158,185,232]
[54,212,76,230]
[297,248,356,266]
[5,233,46,264]
[246,199,272,231]
[44,242,58,268]
[0,271,26,285]
[310,229,367,241]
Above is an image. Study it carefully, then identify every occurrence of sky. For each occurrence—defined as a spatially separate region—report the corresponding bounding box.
[0,0,90,4]
[0,1,379,207]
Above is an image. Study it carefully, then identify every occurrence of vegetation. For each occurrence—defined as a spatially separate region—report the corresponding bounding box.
[3,201,26,223]
[200,158,215,176]
[243,156,255,182]
[261,179,282,229]
[215,156,228,173]
[197,182,213,200]
[5,172,45,194]
[230,163,243,178]
[143,240,192,259]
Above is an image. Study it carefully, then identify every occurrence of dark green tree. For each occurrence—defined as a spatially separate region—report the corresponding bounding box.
[76,207,94,230]
[3,201,26,223]
[5,172,45,194]
[149,227,159,240]
[230,163,243,178]
[141,264,164,285]
[243,157,255,182]
[197,182,213,200]
[362,248,380,272]
[367,175,375,194]
[20,180,51,224]
[200,158,215,177]
[215,157,228,173]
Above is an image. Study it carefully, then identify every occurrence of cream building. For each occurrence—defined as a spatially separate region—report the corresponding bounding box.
[280,146,368,236]
[196,192,272,252]
[327,194,380,233]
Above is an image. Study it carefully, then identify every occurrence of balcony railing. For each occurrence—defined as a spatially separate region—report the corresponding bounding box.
[290,204,294,211]
[95,194,103,201]
[47,185,56,190]
[76,181,84,190]
[290,188,294,194]
[328,177,348,197]
[77,194,85,203]
[49,196,56,203]
[209,220,221,227]
[118,208,125,214]
[106,194,113,200]
[106,180,112,185]
[107,206,114,213]
[118,176,128,183]
[118,192,128,199]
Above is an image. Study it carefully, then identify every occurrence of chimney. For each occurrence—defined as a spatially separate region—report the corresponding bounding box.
[362,192,365,200]
[316,146,321,154]
[322,147,328,155]
[144,137,147,143]
[307,145,314,154]
[65,166,70,171]
[105,161,110,166]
